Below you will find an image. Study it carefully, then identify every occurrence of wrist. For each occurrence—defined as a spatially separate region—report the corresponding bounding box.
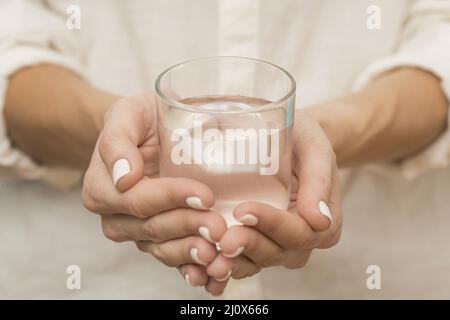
[4,65,120,169]
[70,85,120,169]
[304,91,381,167]
[80,86,120,137]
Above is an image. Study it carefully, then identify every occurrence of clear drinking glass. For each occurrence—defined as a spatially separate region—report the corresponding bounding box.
[155,57,296,226]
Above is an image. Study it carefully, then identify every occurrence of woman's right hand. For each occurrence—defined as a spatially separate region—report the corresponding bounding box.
[81,94,229,295]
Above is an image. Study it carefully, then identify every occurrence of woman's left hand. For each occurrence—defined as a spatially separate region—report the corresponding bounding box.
[205,110,343,288]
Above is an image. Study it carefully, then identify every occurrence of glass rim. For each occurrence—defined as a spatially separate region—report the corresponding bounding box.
[154,56,296,114]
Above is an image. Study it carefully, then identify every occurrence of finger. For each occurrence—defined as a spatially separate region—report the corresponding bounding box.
[206,254,260,281]
[83,174,215,218]
[101,209,227,243]
[98,96,155,192]
[177,264,209,287]
[135,236,217,267]
[294,115,335,231]
[205,278,229,296]
[219,226,284,267]
[143,208,227,243]
[317,173,343,249]
[232,202,320,249]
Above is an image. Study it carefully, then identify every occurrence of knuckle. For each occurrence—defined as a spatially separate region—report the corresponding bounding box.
[232,266,261,280]
[81,188,97,213]
[97,135,114,158]
[291,234,312,250]
[258,259,274,268]
[143,219,162,243]
[258,251,283,268]
[123,193,145,218]
[81,177,101,213]
[206,213,227,233]
[150,245,166,264]
[317,173,330,188]
[231,273,246,280]
[135,241,146,252]
[283,251,311,269]
[284,258,308,269]
[263,216,282,235]
[161,179,178,207]
[299,171,331,192]
[102,223,122,242]
[321,231,341,249]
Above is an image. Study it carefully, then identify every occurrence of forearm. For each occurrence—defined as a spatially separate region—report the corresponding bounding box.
[307,68,449,167]
[4,65,119,169]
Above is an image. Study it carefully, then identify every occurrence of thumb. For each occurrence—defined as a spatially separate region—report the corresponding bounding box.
[294,118,335,232]
[98,98,150,192]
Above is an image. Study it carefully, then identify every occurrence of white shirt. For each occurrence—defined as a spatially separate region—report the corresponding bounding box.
[1,0,450,299]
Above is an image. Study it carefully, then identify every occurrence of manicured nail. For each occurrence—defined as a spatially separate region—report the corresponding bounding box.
[112,159,130,186]
[190,247,207,265]
[198,226,214,243]
[186,197,208,210]
[223,246,245,258]
[214,270,232,282]
[319,200,332,222]
[237,214,258,226]
[215,242,222,252]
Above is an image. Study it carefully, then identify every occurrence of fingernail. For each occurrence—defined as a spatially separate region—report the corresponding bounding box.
[198,226,214,243]
[190,247,207,265]
[237,214,258,226]
[214,270,232,282]
[319,200,333,222]
[215,242,222,252]
[112,159,130,186]
[186,197,208,210]
[184,273,194,287]
[223,246,245,258]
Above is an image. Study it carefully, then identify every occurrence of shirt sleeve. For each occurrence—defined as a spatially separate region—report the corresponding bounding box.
[0,0,85,185]
[353,0,450,179]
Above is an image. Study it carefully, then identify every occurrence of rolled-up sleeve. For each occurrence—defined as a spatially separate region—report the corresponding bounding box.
[353,0,450,179]
[0,0,85,182]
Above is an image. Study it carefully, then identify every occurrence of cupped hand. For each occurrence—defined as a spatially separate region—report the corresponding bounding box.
[206,110,343,282]
[81,94,228,294]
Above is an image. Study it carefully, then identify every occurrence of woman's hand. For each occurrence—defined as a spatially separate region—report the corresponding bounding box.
[81,94,228,292]
[206,110,343,281]
[205,68,448,288]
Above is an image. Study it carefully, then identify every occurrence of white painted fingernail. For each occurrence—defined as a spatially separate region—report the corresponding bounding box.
[215,270,232,282]
[237,214,258,226]
[186,197,208,210]
[319,200,333,221]
[112,159,130,186]
[215,242,222,252]
[223,246,245,258]
[190,247,207,265]
[198,226,214,243]
[184,273,194,286]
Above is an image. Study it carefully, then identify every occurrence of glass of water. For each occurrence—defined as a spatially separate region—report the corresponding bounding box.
[155,57,296,226]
